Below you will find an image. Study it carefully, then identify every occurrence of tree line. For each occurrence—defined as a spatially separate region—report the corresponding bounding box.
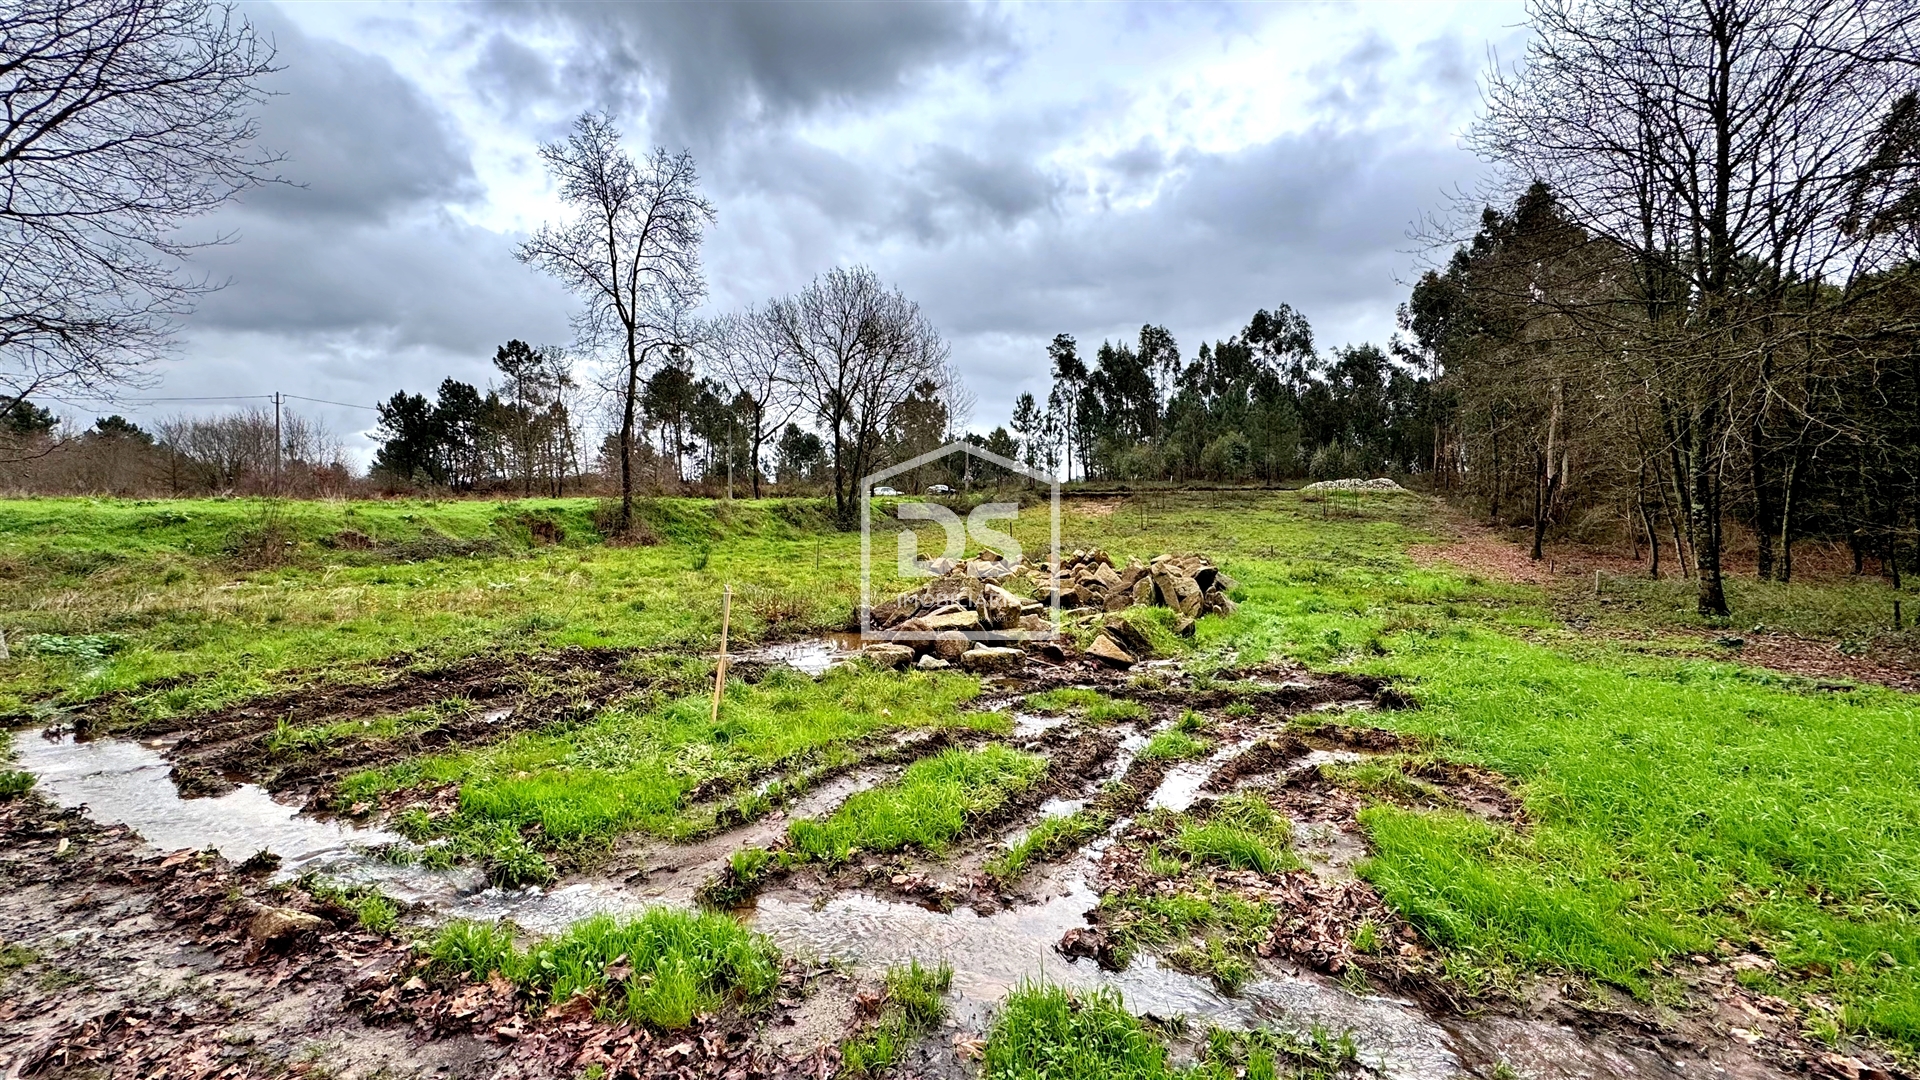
[511,115,969,528]
[971,308,1432,490]
[0,406,352,497]
[1403,0,1919,613]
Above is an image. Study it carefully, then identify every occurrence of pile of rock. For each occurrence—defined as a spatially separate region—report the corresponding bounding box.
[857,547,1238,673]
[1301,477,1407,492]
[1040,549,1238,622]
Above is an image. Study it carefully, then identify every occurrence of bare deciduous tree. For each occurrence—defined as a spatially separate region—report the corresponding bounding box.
[0,0,279,429]
[516,112,715,532]
[767,266,949,521]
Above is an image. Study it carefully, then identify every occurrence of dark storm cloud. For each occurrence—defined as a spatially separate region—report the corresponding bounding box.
[140,2,1514,459]
[244,6,478,222]
[470,32,558,114]
[186,6,568,358]
[899,144,1060,239]
[481,1,1009,146]
[879,123,1480,424]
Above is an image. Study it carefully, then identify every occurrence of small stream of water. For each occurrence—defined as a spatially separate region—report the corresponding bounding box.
[9,727,1701,1079]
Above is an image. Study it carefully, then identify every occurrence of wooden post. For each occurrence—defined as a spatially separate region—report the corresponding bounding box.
[711,584,732,722]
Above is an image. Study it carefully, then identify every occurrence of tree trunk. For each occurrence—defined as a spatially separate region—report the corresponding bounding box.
[619,352,638,533]
[1692,434,1728,616]
[1778,452,1799,584]
[1752,436,1774,582]
[1531,449,1549,560]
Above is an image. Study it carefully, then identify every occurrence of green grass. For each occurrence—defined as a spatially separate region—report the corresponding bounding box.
[1175,793,1299,875]
[5,488,1919,1053]
[427,907,778,1030]
[1137,729,1209,762]
[1096,888,1276,991]
[788,744,1047,863]
[301,877,402,934]
[1024,687,1146,722]
[985,809,1111,886]
[0,496,909,722]
[0,770,34,799]
[343,664,993,850]
[983,983,1357,1080]
[697,845,777,907]
[840,960,952,1076]
[984,983,1171,1080]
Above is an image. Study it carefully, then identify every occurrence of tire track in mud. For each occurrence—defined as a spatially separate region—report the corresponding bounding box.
[96,647,646,806]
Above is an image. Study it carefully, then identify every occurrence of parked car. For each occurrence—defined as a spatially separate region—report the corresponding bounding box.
[927,484,954,495]
[871,485,901,497]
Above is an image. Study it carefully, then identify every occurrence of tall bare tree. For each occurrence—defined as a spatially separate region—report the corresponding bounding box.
[516,112,714,532]
[0,0,278,432]
[768,266,949,521]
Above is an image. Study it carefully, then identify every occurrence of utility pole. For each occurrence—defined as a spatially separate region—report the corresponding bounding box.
[272,391,283,496]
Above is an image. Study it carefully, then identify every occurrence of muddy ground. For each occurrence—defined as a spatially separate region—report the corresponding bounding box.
[5,647,1908,1080]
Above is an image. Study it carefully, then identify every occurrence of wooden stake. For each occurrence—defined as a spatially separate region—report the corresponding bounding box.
[711,584,732,722]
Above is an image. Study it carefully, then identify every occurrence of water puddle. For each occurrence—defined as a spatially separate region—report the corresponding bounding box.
[1000,797,1088,848]
[1296,748,1367,771]
[1147,738,1258,812]
[1011,711,1073,738]
[9,730,1701,1079]
[13,731,401,875]
[734,632,866,676]
[747,863,1462,1078]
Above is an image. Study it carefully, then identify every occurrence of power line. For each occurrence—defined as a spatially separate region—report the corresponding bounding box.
[117,394,275,404]
[283,393,379,412]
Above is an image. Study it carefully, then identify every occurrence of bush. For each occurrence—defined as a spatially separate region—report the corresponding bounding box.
[1199,433,1253,481]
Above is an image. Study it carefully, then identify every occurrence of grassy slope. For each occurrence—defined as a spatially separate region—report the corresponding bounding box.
[0,496,874,718]
[2,492,1916,1051]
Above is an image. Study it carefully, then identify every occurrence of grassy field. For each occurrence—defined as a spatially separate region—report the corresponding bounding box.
[2,491,1917,1056]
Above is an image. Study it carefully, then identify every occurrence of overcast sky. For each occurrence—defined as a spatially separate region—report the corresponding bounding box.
[112,0,1529,463]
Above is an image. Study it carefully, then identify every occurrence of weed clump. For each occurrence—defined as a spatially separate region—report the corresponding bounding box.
[1023,688,1144,722]
[840,960,952,1075]
[1175,792,1298,874]
[985,810,1109,887]
[697,845,776,907]
[984,983,1168,1080]
[0,770,35,799]
[1138,729,1208,762]
[428,908,779,1030]
[301,876,401,934]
